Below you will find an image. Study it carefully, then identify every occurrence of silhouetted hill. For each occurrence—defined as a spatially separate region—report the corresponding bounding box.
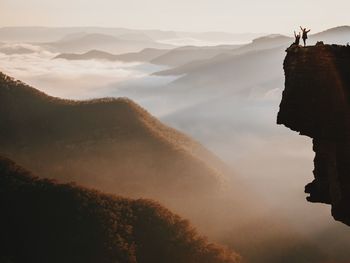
[310,25,350,45]
[0,45,34,55]
[0,27,174,43]
[155,47,284,103]
[153,28,350,78]
[54,48,169,62]
[225,34,291,56]
[150,45,242,67]
[0,26,261,44]
[54,49,118,60]
[151,35,289,71]
[116,48,169,62]
[0,72,229,209]
[41,33,173,54]
[178,32,262,43]
[54,46,242,66]
[58,33,118,43]
[0,156,240,263]
[118,32,154,42]
[153,35,290,77]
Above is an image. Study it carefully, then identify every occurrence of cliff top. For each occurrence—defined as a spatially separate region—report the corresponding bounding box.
[278,42,350,139]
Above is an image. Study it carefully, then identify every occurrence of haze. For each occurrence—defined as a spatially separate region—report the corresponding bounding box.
[2,2,350,261]
[1,0,350,34]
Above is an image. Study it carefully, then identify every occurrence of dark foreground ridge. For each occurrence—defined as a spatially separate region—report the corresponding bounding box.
[0,156,239,263]
[277,43,350,226]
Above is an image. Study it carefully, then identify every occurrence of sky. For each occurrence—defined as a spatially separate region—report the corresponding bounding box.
[0,0,349,34]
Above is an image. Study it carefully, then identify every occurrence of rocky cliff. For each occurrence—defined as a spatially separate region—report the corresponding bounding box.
[277,43,350,226]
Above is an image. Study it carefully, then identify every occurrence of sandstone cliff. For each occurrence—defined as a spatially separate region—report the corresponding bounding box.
[277,43,350,226]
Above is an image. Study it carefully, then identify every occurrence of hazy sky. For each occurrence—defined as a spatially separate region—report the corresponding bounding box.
[0,0,349,34]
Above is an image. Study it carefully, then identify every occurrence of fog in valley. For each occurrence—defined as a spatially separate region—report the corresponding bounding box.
[2,26,350,262]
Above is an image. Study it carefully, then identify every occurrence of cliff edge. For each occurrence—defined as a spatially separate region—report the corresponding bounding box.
[277,43,350,226]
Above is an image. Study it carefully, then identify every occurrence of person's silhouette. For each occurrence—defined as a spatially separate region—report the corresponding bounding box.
[300,26,311,47]
[294,31,301,46]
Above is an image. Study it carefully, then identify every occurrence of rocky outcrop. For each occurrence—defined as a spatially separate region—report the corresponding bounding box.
[277,43,350,226]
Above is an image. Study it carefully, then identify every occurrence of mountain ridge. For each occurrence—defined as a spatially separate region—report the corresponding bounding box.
[0,72,230,208]
[54,48,169,62]
[0,155,240,263]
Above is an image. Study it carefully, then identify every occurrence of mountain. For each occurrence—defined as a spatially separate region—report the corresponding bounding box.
[233,34,291,53]
[227,26,350,55]
[54,49,119,61]
[118,32,154,42]
[115,48,169,62]
[0,27,261,44]
[0,45,35,55]
[0,27,169,43]
[53,45,244,66]
[145,36,288,119]
[153,47,285,109]
[1,26,348,48]
[153,35,290,77]
[54,48,169,63]
[150,45,242,67]
[309,25,350,45]
[152,27,350,77]
[41,33,173,54]
[176,32,264,43]
[0,156,240,263]
[0,26,78,42]
[0,72,232,213]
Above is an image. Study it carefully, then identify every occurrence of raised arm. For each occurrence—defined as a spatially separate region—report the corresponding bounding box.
[306,29,311,33]
[300,26,303,31]
[294,31,297,37]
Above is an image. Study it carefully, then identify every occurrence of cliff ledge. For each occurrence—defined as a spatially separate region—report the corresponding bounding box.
[277,43,350,226]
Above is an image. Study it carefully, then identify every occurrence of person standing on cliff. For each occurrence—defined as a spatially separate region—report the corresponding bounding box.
[300,26,311,46]
[294,31,301,46]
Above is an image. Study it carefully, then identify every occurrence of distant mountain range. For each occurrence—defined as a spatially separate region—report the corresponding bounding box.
[150,45,242,66]
[0,26,262,43]
[53,45,243,66]
[52,34,290,67]
[143,26,350,111]
[310,25,350,44]
[40,33,174,54]
[54,48,169,63]
[0,45,35,55]
[0,156,240,263]
[50,26,350,68]
[158,46,284,92]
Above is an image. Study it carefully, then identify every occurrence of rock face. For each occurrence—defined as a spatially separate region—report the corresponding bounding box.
[277,43,350,226]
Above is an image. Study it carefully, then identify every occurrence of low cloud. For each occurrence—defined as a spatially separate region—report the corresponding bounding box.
[0,46,174,99]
